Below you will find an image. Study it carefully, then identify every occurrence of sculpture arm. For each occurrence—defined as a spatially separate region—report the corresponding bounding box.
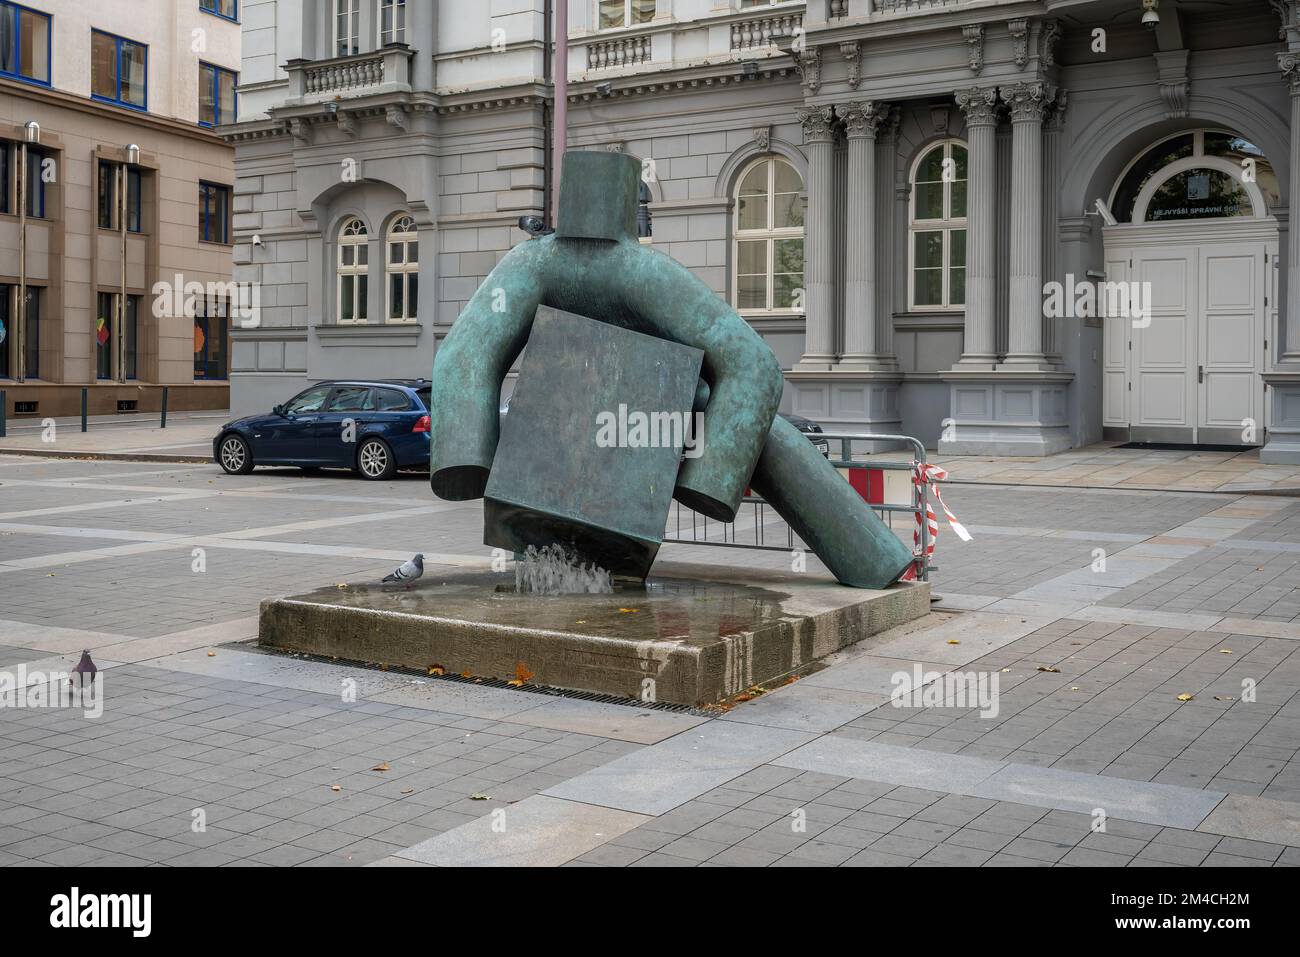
[428,242,545,500]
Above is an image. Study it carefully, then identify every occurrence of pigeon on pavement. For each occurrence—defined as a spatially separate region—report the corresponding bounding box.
[383,553,424,588]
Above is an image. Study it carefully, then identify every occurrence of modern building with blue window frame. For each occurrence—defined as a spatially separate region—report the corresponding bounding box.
[0,0,240,420]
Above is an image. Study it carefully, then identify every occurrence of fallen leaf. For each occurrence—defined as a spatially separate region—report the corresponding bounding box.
[469,793,490,801]
[401,787,414,795]
[1214,695,1234,701]
[618,608,638,614]
[336,583,348,589]
[460,670,472,679]
[207,651,216,657]
[575,619,587,625]
[330,785,341,792]
[1218,649,1233,655]
[371,761,390,772]
[735,693,752,702]
[1037,666,1061,673]
[1000,668,1011,673]
[506,662,535,688]
[1070,686,1081,691]
[428,665,444,676]
[946,639,961,645]
[1176,693,1194,702]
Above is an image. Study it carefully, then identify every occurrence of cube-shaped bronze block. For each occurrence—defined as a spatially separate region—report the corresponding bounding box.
[483,306,704,579]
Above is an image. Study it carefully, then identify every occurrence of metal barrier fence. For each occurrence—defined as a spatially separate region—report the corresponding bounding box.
[663,432,932,582]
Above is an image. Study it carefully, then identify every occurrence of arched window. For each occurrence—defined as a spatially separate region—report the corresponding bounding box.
[337,217,368,324]
[909,140,967,310]
[386,215,419,322]
[1111,130,1277,224]
[733,156,804,315]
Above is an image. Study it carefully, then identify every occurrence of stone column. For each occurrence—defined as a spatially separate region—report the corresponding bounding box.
[1281,53,1300,361]
[1002,81,1053,368]
[796,105,838,370]
[952,87,998,369]
[839,101,887,367]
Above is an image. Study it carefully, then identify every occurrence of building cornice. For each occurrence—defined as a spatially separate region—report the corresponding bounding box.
[0,76,230,148]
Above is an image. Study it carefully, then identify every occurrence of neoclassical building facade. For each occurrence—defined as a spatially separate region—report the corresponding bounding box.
[225,0,1300,462]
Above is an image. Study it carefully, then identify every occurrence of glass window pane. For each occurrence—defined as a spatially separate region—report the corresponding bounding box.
[406,240,418,263]
[914,269,942,306]
[952,145,968,181]
[98,162,114,229]
[738,193,768,230]
[389,242,403,265]
[914,182,943,220]
[950,180,967,219]
[916,146,944,183]
[737,274,766,310]
[91,33,116,99]
[390,274,403,319]
[1146,168,1252,222]
[599,0,624,28]
[357,275,368,320]
[950,268,966,306]
[774,238,803,276]
[773,190,803,229]
[123,42,146,107]
[914,231,943,269]
[357,243,368,265]
[774,273,803,310]
[737,240,766,275]
[408,274,418,316]
[773,160,801,195]
[19,10,49,82]
[950,229,966,268]
[200,65,215,125]
[631,0,655,24]
[341,276,354,321]
[0,7,15,74]
[219,70,236,123]
[342,244,354,266]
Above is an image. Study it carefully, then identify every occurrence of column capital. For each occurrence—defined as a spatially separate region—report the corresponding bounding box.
[955,86,999,127]
[797,105,837,144]
[1002,81,1056,123]
[842,101,886,140]
[1279,51,1300,94]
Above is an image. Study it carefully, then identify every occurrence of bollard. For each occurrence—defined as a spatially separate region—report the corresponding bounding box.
[81,388,88,433]
[0,389,6,439]
[161,386,169,429]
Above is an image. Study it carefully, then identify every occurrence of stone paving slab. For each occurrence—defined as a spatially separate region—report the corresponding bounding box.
[1197,794,1300,847]
[393,795,649,867]
[718,684,890,733]
[774,736,1004,793]
[543,722,814,815]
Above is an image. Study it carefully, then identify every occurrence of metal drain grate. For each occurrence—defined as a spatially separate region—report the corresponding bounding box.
[248,643,715,717]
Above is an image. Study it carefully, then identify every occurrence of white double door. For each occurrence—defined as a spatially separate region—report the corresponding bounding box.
[1103,221,1276,443]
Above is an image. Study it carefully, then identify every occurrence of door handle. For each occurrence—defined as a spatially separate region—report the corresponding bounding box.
[1197,365,1204,384]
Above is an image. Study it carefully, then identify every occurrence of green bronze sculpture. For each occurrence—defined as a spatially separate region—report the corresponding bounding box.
[429,150,913,589]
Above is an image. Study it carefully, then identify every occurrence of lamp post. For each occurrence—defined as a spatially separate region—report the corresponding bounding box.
[553,0,567,222]
[16,120,39,384]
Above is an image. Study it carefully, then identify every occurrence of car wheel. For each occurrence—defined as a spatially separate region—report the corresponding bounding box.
[217,434,254,475]
[356,437,396,480]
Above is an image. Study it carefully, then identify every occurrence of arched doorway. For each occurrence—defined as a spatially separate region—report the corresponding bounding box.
[1101,130,1279,446]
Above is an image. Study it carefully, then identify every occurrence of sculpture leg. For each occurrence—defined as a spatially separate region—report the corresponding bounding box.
[748,415,915,589]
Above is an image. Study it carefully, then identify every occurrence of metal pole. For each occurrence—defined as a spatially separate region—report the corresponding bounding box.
[0,389,6,438]
[81,388,87,433]
[552,0,568,218]
[160,386,168,429]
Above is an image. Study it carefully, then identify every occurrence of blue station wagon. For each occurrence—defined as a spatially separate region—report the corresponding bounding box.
[213,380,431,480]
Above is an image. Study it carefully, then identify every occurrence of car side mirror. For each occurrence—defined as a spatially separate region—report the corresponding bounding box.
[273,404,286,416]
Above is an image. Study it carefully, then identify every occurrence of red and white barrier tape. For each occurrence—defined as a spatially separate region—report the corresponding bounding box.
[899,462,970,582]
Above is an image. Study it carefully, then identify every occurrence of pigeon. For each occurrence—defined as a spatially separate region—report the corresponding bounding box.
[69,650,97,697]
[383,553,424,588]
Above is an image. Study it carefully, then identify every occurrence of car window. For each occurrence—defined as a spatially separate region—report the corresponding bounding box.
[285,387,330,415]
[416,388,431,411]
[327,386,369,412]
[368,388,411,412]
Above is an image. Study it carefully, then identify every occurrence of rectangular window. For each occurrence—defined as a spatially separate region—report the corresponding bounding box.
[598,0,655,29]
[0,283,9,378]
[334,0,359,56]
[94,292,137,380]
[199,181,230,243]
[0,143,9,215]
[23,285,38,379]
[0,2,51,85]
[379,0,405,45]
[194,298,228,380]
[96,161,143,232]
[199,62,237,127]
[25,145,46,218]
[91,30,147,110]
[199,0,238,22]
